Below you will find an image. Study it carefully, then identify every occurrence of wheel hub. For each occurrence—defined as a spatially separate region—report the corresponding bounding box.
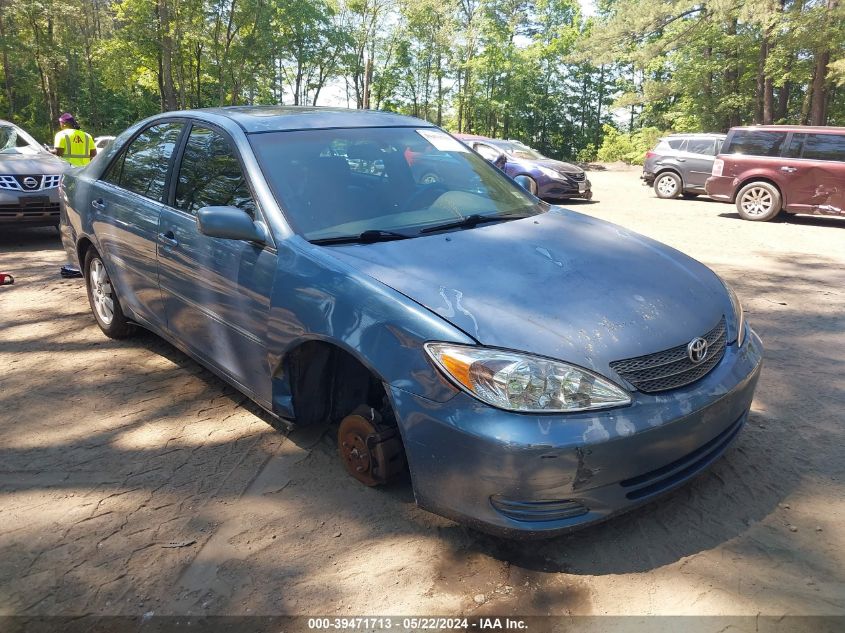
[338,413,380,486]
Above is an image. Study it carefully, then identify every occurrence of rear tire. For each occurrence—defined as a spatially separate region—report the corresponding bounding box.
[84,248,135,338]
[654,172,682,199]
[735,181,782,221]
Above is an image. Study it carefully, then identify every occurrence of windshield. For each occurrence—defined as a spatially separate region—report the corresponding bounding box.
[490,140,545,160]
[0,124,42,155]
[250,127,543,241]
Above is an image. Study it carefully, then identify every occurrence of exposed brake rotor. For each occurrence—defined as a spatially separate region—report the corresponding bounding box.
[338,406,406,487]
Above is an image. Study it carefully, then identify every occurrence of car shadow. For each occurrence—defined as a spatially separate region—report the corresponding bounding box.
[717,212,845,228]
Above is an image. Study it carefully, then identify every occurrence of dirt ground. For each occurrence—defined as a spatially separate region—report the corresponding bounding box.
[1,169,843,625]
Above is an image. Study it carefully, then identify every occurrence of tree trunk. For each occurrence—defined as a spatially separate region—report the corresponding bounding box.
[158,0,178,111]
[0,0,14,118]
[809,49,831,125]
[809,0,837,125]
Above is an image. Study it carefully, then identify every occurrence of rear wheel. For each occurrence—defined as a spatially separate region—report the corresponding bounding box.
[735,181,782,221]
[654,172,682,199]
[84,248,134,338]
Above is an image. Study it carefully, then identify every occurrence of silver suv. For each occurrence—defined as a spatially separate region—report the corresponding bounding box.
[642,133,726,199]
[0,119,68,230]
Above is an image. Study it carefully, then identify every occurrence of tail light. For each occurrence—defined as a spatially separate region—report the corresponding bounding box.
[712,158,724,177]
[645,151,656,160]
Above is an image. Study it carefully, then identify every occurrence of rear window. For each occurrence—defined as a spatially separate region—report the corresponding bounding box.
[725,130,788,157]
[800,133,845,162]
[686,138,718,155]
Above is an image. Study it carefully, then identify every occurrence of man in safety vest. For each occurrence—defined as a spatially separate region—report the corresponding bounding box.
[54,113,96,167]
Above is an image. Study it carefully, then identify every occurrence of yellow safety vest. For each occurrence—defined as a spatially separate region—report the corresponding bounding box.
[55,128,95,167]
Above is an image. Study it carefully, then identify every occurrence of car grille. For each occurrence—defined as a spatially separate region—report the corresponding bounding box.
[566,172,586,182]
[0,174,62,192]
[609,317,727,393]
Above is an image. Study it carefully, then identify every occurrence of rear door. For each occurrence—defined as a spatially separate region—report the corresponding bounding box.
[156,123,277,405]
[91,121,184,327]
[782,132,845,216]
[680,138,720,188]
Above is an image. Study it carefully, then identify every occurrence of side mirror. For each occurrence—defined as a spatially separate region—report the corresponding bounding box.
[513,174,538,195]
[197,206,266,243]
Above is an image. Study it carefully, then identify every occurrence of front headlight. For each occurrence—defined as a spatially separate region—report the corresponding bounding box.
[424,343,631,413]
[537,166,563,179]
[724,282,745,346]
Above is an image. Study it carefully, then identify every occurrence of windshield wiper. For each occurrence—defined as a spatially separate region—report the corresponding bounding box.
[309,229,414,245]
[419,213,532,234]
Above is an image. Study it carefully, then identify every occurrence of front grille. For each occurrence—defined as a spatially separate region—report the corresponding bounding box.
[0,175,61,191]
[610,317,727,393]
[620,414,745,500]
[566,171,586,182]
[490,496,589,522]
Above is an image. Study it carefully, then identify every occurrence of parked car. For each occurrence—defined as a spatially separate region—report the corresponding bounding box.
[61,107,762,538]
[642,133,726,199]
[706,125,845,221]
[95,135,116,150]
[455,134,593,201]
[0,119,69,230]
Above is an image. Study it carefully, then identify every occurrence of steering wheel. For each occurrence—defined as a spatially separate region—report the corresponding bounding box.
[403,182,449,211]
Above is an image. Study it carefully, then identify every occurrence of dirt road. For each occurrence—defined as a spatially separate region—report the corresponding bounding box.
[1,169,843,623]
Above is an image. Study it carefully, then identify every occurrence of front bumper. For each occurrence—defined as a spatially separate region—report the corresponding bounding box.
[390,328,763,538]
[0,188,61,227]
[538,176,592,201]
[704,175,735,202]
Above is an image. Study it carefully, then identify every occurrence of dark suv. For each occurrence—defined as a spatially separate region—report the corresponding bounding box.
[706,125,845,221]
[642,133,726,199]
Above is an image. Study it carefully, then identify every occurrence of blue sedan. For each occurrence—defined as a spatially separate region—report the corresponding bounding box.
[60,107,763,538]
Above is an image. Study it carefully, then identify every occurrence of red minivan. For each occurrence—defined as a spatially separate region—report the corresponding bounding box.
[705,125,845,221]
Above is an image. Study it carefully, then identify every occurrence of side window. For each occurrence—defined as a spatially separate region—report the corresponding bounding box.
[725,130,788,157]
[175,126,257,217]
[666,139,685,150]
[106,123,183,201]
[475,143,501,161]
[687,138,717,155]
[800,134,845,162]
[784,133,805,158]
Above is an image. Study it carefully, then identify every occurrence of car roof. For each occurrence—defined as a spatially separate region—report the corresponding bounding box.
[729,125,845,133]
[664,133,726,138]
[187,106,435,134]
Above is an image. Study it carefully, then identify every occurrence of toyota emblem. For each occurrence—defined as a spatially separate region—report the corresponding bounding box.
[687,337,708,364]
[22,176,39,189]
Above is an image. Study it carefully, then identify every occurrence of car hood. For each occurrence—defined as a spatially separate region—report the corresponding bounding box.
[327,208,730,375]
[0,152,68,175]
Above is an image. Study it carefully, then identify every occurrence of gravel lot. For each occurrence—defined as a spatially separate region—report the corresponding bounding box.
[1,168,843,624]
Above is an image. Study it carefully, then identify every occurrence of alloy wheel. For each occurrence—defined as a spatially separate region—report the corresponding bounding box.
[740,187,773,216]
[89,259,115,325]
[656,175,677,197]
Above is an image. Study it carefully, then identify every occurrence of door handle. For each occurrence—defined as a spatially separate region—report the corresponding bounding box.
[91,198,106,210]
[677,158,686,162]
[157,231,179,248]
[780,166,797,173]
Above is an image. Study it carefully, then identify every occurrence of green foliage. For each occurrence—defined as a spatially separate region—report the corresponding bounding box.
[596,124,663,165]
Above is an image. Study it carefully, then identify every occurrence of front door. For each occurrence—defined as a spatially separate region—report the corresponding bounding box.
[91,121,184,327]
[156,124,277,405]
